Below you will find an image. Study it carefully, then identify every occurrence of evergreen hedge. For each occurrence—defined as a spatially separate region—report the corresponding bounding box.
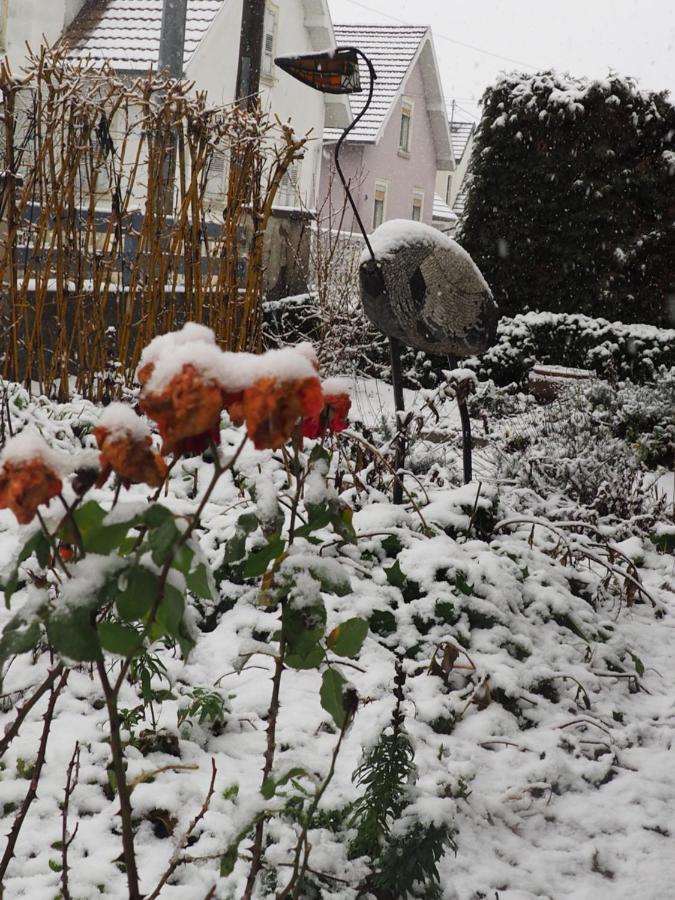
[459,72,675,326]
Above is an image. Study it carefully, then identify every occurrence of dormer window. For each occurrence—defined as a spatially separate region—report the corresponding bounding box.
[261,5,278,79]
[411,190,424,221]
[399,99,413,154]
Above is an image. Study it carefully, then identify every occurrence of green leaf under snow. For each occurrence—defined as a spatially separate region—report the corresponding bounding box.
[384,560,405,589]
[185,563,212,600]
[2,530,48,608]
[0,616,41,665]
[141,504,175,529]
[628,651,645,677]
[326,617,368,658]
[261,766,311,800]
[149,519,181,566]
[321,667,348,728]
[242,538,285,578]
[282,603,326,670]
[98,621,143,657]
[154,583,185,639]
[47,608,100,662]
[116,567,158,622]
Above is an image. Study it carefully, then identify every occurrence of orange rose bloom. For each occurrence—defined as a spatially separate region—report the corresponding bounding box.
[94,425,168,488]
[0,458,63,524]
[140,364,231,456]
[302,392,351,439]
[240,376,323,450]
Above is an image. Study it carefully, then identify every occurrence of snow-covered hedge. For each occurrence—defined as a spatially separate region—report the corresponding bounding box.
[468,312,675,386]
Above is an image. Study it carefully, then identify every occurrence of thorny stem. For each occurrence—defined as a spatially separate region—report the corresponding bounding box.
[242,635,287,900]
[0,668,69,889]
[0,662,65,759]
[145,759,217,900]
[60,741,81,900]
[277,717,350,900]
[95,654,141,900]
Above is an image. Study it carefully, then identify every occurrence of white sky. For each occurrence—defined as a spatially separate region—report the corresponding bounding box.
[327,0,675,122]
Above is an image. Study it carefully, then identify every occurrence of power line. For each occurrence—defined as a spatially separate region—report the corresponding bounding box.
[335,0,541,71]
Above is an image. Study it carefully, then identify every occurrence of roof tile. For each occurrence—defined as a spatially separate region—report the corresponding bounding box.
[324,24,429,144]
[65,0,224,71]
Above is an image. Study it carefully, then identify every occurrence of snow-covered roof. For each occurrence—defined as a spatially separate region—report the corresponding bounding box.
[449,120,474,163]
[324,24,454,170]
[64,0,224,72]
[432,193,458,222]
[453,170,472,219]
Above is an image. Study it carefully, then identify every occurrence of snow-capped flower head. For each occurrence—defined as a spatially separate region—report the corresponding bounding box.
[237,376,323,450]
[302,377,351,439]
[94,403,168,488]
[223,344,322,450]
[0,432,66,524]
[137,324,254,456]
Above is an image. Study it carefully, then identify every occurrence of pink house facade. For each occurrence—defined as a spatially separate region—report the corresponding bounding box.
[318,25,453,234]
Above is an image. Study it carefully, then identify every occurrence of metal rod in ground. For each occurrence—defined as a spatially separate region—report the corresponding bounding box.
[448,354,472,485]
[458,399,473,484]
[390,337,406,505]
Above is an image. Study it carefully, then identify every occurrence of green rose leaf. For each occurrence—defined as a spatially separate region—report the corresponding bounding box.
[320,667,348,728]
[326,617,368,658]
[116,567,158,621]
[0,616,42,665]
[2,530,50,607]
[47,607,100,662]
[149,519,181,566]
[98,621,143,657]
[242,537,285,579]
[185,563,212,600]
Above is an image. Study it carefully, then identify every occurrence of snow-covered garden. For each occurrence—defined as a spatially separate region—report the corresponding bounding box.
[0,322,672,900]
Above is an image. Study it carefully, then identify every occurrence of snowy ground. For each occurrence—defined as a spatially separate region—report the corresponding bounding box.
[0,378,673,899]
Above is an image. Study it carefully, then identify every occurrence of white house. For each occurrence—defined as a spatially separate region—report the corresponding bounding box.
[2,0,348,212]
[434,118,475,231]
[65,0,348,211]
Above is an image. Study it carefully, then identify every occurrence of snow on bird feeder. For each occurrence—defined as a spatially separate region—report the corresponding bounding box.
[359,220,498,358]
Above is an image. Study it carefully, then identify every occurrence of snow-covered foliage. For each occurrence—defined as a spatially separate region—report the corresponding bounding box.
[0,367,672,899]
[468,312,675,386]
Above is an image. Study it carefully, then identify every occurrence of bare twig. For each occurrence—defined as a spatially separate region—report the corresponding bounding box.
[0,662,66,759]
[60,741,81,900]
[0,667,69,884]
[146,760,218,900]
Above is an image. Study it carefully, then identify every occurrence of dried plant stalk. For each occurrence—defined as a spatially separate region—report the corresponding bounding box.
[0,44,306,400]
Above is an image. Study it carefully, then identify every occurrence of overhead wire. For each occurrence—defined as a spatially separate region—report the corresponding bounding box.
[334,0,542,70]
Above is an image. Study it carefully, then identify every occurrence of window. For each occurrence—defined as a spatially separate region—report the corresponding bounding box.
[204,150,228,204]
[399,99,413,153]
[276,160,301,208]
[261,5,278,79]
[372,180,387,230]
[411,190,424,221]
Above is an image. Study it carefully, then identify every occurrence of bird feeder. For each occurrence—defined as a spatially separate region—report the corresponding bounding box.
[276,46,497,499]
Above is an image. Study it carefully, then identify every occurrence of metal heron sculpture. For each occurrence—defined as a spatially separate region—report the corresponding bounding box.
[275,47,497,500]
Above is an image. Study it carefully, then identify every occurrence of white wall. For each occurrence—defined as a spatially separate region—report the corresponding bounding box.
[186,0,329,211]
[2,0,86,68]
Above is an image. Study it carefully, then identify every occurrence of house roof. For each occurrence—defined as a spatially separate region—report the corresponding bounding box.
[453,171,472,219]
[324,24,428,143]
[432,193,457,222]
[64,0,224,72]
[449,120,474,164]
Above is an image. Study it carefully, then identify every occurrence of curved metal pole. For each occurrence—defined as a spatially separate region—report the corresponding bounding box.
[333,51,406,502]
[333,48,377,264]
